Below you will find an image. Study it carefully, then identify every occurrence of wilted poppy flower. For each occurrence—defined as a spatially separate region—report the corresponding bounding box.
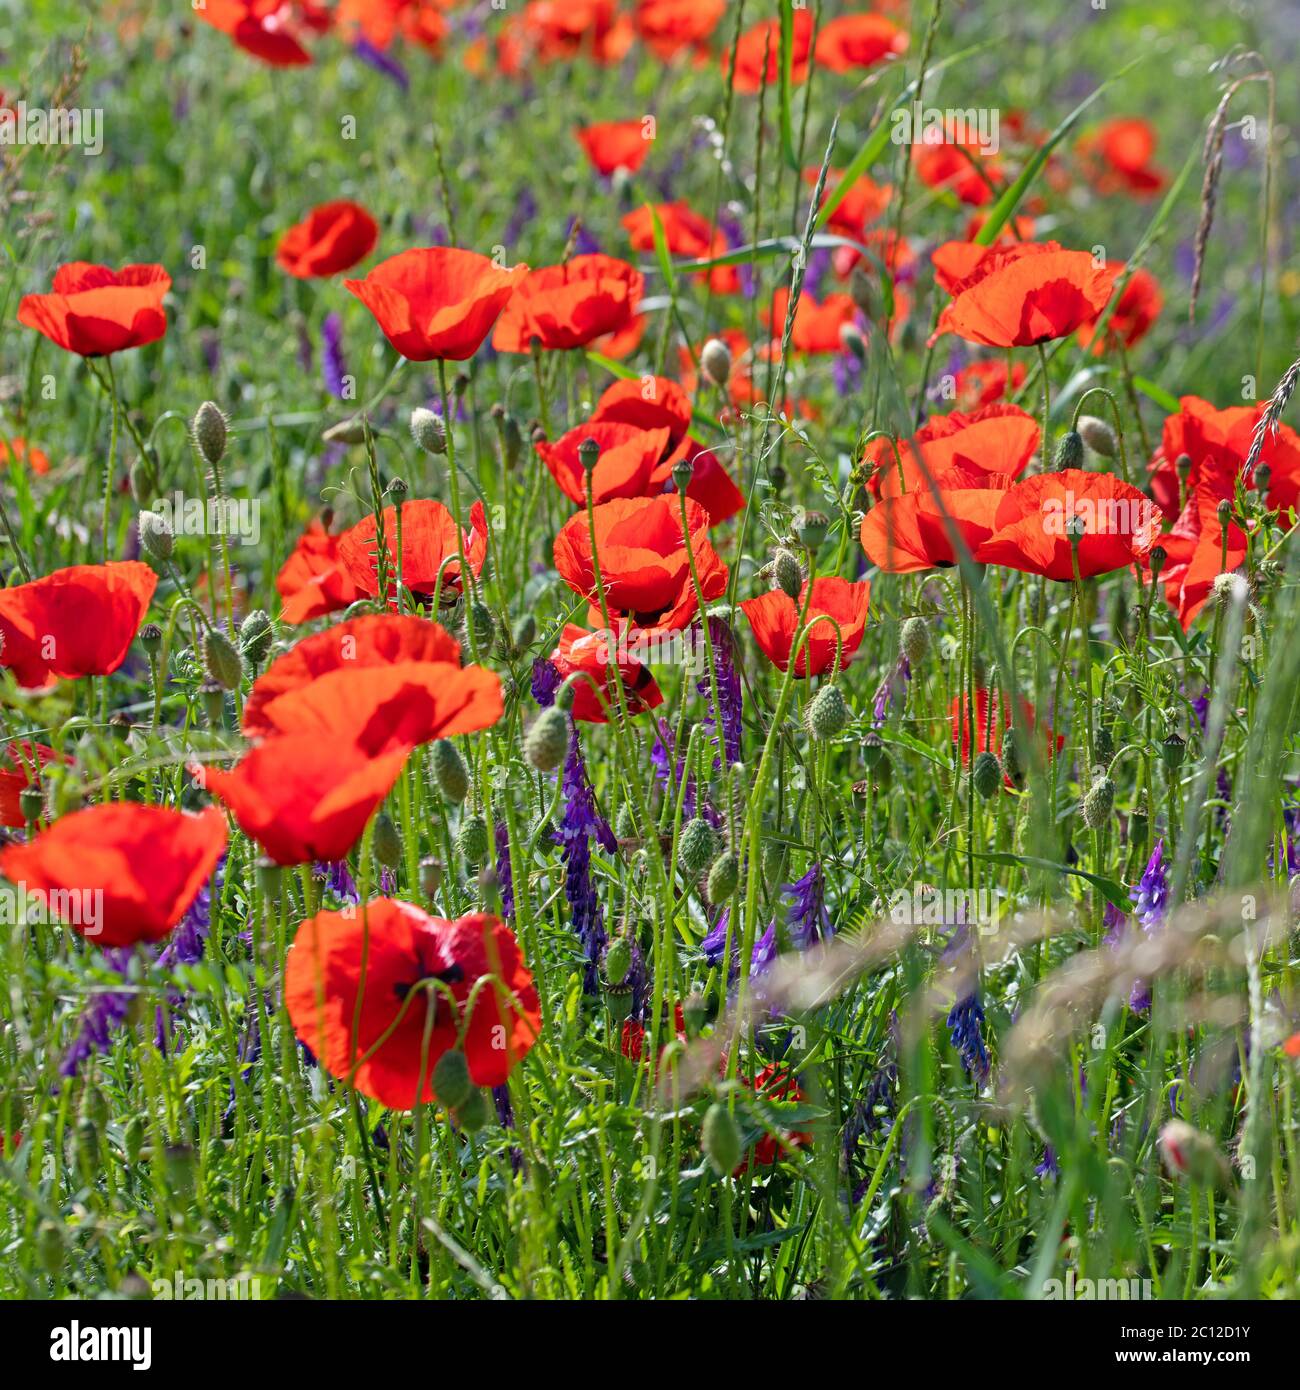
[806,167,891,238]
[0,437,50,475]
[1078,118,1165,198]
[730,13,813,93]
[549,623,664,723]
[1155,488,1249,630]
[622,202,738,294]
[537,420,669,505]
[741,576,870,677]
[337,498,488,602]
[0,561,156,688]
[275,519,367,625]
[344,247,526,361]
[635,0,725,59]
[285,900,540,1111]
[765,287,858,355]
[492,254,644,353]
[195,0,322,66]
[276,200,379,278]
[930,242,1119,348]
[863,403,1040,500]
[0,742,63,827]
[245,613,461,734]
[553,494,727,631]
[205,735,414,866]
[951,688,1062,773]
[1077,264,1162,354]
[977,469,1163,580]
[18,263,170,357]
[861,484,1008,574]
[950,357,1026,410]
[0,804,227,948]
[574,120,652,176]
[814,14,907,71]
[590,374,745,524]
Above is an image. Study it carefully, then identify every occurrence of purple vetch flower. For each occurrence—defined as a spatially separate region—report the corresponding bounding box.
[60,949,137,1079]
[1035,1145,1059,1178]
[351,37,409,89]
[504,188,539,250]
[872,653,911,727]
[321,312,349,400]
[696,618,743,767]
[1128,838,1168,1013]
[495,821,514,920]
[803,246,832,300]
[1102,899,1127,948]
[154,862,221,1052]
[784,862,832,950]
[379,867,397,895]
[531,657,562,708]
[833,348,863,396]
[947,994,990,1084]
[700,906,774,983]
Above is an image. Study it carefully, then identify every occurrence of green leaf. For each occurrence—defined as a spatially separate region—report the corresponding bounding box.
[779,0,798,171]
[974,851,1130,910]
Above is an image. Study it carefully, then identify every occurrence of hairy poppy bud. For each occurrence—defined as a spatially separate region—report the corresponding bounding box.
[373,813,402,869]
[603,936,633,988]
[707,849,739,905]
[700,337,732,388]
[972,750,1002,799]
[129,451,159,505]
[678,817,718,879]
[138,510,173,562]
[767,547,801,599]
[1054,430,1084,471]
[192,401,228,465]
[457,814,489,866]
[525,705,570,772]
[1081,775,1114,829]
[839,321,867,362]
[1077,416,1116,459]
[203,628,244,690]
[797,510,830,551]
[900,616,930,665]
[1161,731,1185,770]
[432,739,470,803]
[239,609,274,666]
[453,1087,491,1133]
[1094,722,1115,766]
[431,1050,473,1110]
[806,683,850,739]
[1001,727,1026,790]
[409,407,447,455]
[702,1102,742,1177]
[419,857,444,898]
[464,600,494,650]
[18,784,44,825]
[578,437,601,474]
[513,613,536,653]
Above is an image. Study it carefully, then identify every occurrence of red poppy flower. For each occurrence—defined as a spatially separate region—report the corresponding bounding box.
[740,576,870,677]
[861,483,1008,574]
[976,469,1163,580]
[863,403,1040,501]
[549,623,664,723]
[196,0,319,66]
[1155,488,1249,630]
[765,288,858,355]
[337,498,489,602]
[553,495,727,632]
[1078,118,1165,198]
[591,311,648,361]
[574,120,652,176]
[0,561,156,688]
[275,519,367,625]
[590,375,745,524]
[814,14,907,72]
[806,167,892,238]
[276,200,379,279]
[536,420,670,505]
[0,804,227,948]
[930,242,1120,348]
[18,263,170,357]
[284,900,541,1110]
[0,437,50,475]
[515,0,632,66]
[931,240,996,295]
[1077,264,1162,354]
[621,1003,686,1065]
[204,734,414,866]
[634,0,725,59]
[492,254,644,353]
[244,613,462,735]
[744,1065,811,1169]
[951,688,1063,775]
[344,247,526,362]
[730,13,813,93]
[913,131,1004,207]
[0,742,63,827]
[622,202,738,295]
[949,358,1027,411]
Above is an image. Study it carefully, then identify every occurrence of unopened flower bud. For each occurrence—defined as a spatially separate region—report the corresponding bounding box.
[410,407,447,455]
[706,849,739,906]
[322,417,367,446]
[1054,430,1084,471]
[525,705,570,772]
[972,750,1002,799]
[453,1087,491,1133]
[678,817,718,879]
[806,683,850,739]
[419,856,444,898]
[848,266,876,320]
[772,548,803,599]
[702,1102,742,1177]
[203,628,244,690]
[373,813,402,869]
[192,401,228,465]
[1081,775,1114,829]
[431,739,470,803]
[239,609,274,666]
[700,337,732,387]
[1077,416,1116,458]
[603,936,633,988]
[138,510,173,562]
[457,813,489,866]
[431,1049,473,1109]
[900,616,930,665]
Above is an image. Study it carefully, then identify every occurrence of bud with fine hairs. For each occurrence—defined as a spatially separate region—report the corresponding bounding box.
[203,628,244,690]
[1076,415,1116,458]
[138,509,173,562]
[191,401,228,465]
[410,407,447,455]
[700,337,732,388]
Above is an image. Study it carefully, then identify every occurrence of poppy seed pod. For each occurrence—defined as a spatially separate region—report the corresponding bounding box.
[139,622,162,656]
[1149,545,1167,577]
[1054,430,1084,471]
[138,510,173,562]
[419,857,444,898]
[900,616,930,665]
[1001,727,1026,790]
[431,739,470,803]
[806,682,850,739]
[678,816,718,879]
[1081,775,1114,829]
[1072,415,1114,459]
[700,337,733,387]
[1254,462,1271,496]
[431,1049,473,1110]
[672,456,693,493]
[797,510,830,551]
[372,813,402,869]
[525,705,570,772]
[972,750,1002,799]
[577,436,601,474]
[18,784,44,824]
[706,849,739,905]
[410,407,447,455]
[702,1102,742,1177]
[1161,731,1185,769]
[772,548,803,599]
[192,401,228,465]
[1175,453,1192,482]
[203,628,244,690]
[457,814,489,866]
